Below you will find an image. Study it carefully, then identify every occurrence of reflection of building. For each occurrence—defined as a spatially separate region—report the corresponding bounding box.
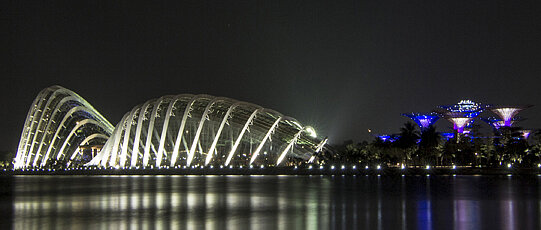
[14,86,113,169]
[15,86,326,169]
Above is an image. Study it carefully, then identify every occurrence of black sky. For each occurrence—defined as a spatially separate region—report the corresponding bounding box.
[1,0,541,150]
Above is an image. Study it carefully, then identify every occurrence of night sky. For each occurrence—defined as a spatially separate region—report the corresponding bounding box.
[1,1,541,150]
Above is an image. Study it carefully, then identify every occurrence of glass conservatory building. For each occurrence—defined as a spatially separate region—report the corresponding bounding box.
[14,86,114,169]
[14,86,326,169]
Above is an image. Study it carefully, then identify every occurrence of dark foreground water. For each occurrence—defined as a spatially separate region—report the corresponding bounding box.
[1,175,541,230]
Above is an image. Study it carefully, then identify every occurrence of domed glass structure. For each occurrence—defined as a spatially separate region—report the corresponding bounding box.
[88,94,325,168]
[14,86,114,169]
[15,86,326,169]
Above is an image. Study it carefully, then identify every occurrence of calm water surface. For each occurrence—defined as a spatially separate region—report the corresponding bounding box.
[1,175,540,229]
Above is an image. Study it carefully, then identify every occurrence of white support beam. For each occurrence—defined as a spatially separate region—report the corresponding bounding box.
[276,128,305,166]
[186,99,220,166]
[68,133,109,161]
[119,107,138,167]
[130,102,152,167]
[225,108,260,166]
[109,114,130,167]
[143,98,165,167]
[205,103,240,165]
[15,88,48,168]
[25,89,67,167]
[170,96,199,167]
[20,91,50,167]
[56,119,102,161]
[33,95,86,167]
[41,106,97,167]
[250,116,281,165]
[156,96,186,167]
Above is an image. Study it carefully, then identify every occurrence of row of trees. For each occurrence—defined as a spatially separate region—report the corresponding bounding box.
[320,122,541,168]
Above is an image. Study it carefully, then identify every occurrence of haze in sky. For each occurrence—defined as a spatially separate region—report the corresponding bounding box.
[1,1,540,150]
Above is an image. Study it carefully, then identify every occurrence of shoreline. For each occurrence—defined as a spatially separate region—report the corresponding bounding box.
[2,167,541,176]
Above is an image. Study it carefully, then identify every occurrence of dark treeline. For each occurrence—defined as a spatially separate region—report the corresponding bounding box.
[0,151,13,168]
[319,122,541,168]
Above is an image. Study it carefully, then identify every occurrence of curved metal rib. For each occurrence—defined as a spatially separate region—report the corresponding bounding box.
[250,116,282,165]
[130,101,152,167]
[225,108,260,166]
[170,96,200,167]
[56,119,104,161]
[119,107,138,167]
[186,98,221,166]
[204,103,240,166]
[143,98,166,167]
[276,127,305,166]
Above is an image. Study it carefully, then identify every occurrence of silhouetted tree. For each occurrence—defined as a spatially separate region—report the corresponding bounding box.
[395,122,419,166]
[418,125,441,165]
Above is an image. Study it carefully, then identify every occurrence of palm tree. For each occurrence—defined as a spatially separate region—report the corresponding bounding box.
[395,122,420,166]
[418,125,441,165]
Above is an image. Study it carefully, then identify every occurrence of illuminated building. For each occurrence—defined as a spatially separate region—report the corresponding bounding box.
[435,100,486,134]
[84,95,326,168]
[402,113,439,131]
[377,135,398,142]
[14,86,114,169]
[480,117,509,130]
[441,132,455,141]
[15,87,326,169]
[437,100,487,118]
[446,115,473,134]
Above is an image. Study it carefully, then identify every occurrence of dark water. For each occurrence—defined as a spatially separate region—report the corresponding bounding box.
[1,175,541,230]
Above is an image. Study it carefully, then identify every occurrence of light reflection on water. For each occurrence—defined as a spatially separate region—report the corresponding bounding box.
[1,175,540,229]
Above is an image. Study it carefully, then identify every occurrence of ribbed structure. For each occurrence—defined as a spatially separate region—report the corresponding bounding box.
[14,86,114,169]
[87,94,323,168]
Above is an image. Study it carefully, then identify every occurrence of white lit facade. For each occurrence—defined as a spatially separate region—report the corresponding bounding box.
[15,86,325,169]
[14,86,114,169]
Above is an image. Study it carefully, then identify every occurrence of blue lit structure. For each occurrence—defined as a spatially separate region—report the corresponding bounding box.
[434,100,487,134]
[480,117,509,130]
[520,130,531,139]
[436,100,487,118]
[402,113,439,131]
[441,132,455,141]
[377,135,398,143]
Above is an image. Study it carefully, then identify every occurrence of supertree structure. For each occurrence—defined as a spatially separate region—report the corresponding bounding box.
[377,134,398,143]
[519,130,531,139]
[434,100,487,134]
[444,113,472,134]
[402,113,439,131]
[480,117,509,130]
[437,100,487,118]
[440,132,455,141]
[489,105,532,127]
